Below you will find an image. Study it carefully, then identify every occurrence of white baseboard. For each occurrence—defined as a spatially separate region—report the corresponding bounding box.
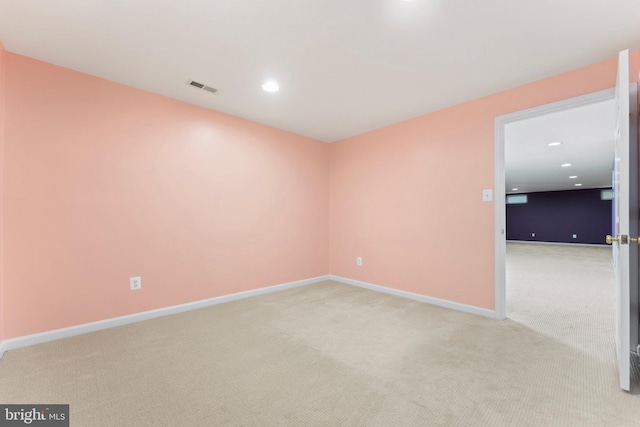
[0,274,497,358]
[0,275,330,358]
[329,275,497,319]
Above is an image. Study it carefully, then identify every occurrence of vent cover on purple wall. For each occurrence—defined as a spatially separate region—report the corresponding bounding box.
[187,80,218,93]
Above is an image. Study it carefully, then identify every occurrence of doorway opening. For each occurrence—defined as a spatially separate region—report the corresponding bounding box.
[494,88,615,320]
[494,88,619,382]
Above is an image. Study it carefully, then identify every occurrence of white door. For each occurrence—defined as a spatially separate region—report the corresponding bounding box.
[610,49,638,392]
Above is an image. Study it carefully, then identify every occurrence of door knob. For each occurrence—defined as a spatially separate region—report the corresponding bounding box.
[606,235,640,244]
[607,235,620,244]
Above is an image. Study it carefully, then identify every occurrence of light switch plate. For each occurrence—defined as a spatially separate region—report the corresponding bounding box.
[482,189,493,202]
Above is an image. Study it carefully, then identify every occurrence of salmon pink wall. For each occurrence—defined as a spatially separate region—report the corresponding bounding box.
[3,48,639,341]
[329,51,640,310]
[0,41,5,341]
[3,53,330,339]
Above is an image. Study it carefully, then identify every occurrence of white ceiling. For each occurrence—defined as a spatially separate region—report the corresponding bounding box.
[0,1,638,142]
[505,98,615,194]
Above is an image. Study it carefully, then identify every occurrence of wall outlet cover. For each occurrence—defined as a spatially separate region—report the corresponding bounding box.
[130,276,141,290]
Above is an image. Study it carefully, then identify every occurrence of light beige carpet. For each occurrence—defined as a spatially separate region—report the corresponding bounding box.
[507,242,619,364]
[1,244,639,425]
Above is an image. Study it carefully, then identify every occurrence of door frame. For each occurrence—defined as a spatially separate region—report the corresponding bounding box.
[493,88,615,320]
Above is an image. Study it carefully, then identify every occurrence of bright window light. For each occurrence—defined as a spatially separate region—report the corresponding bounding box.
[601,189,613,200]
[507,194,527,204]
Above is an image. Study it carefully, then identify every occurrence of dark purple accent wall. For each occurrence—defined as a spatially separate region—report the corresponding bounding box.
[506,188,612,245]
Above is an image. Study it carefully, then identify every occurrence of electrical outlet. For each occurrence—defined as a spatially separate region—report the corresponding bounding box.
[130,276,141,291]
[531,232,535,237]
[572,234,577,239]
[356,257,362,266]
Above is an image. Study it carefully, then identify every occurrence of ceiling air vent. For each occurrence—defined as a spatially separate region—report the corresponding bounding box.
[187,80,218,93]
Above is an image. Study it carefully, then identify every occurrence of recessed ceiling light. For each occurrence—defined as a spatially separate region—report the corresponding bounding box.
[561,163,572,167]
[512,188,518,191]
[548,142,562,146]
[262,81,280,93]
[574,183,583,187]
[569,175,578,179]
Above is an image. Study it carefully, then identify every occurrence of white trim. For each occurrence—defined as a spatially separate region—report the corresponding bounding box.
[0,275,329,357]
[494,88,615,321]
[329,275,497,319]
[495,111,507,320]
[507,240,608,248]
